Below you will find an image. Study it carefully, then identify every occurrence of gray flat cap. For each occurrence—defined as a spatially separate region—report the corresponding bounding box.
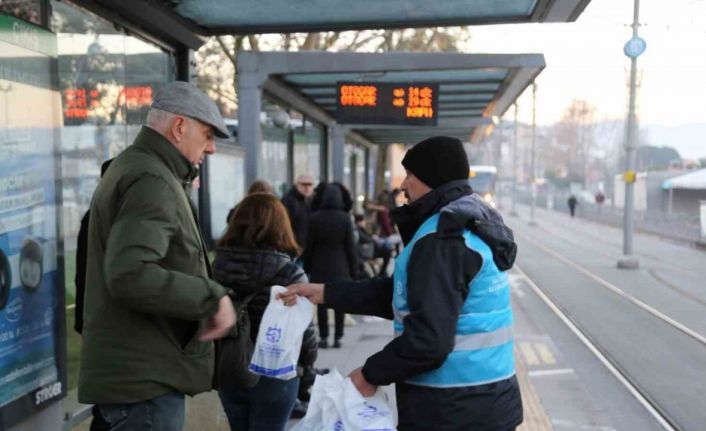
[151,81,229,139]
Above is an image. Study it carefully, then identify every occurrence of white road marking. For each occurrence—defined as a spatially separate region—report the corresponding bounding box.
[528,368,574,377]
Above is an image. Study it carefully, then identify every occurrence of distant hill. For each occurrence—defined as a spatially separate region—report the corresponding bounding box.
[645,123,706,160]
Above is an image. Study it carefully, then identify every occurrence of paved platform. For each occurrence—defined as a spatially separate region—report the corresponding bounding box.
[507,203,705,430]
[73,310,556,431]
[289,313,554,430]
[70,268,636,430]
[71,202,703,430]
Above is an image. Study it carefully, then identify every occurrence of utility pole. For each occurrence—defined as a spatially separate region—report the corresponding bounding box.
[618,0,645,269]
[510,103,518,216]
[529,82,537,226]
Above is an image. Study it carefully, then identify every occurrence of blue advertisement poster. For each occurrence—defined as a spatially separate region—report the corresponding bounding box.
[0,13,66,427]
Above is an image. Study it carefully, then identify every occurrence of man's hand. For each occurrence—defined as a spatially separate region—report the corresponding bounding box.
[278,283,325,306]
[349,367,377,397]
[199,295,236,341]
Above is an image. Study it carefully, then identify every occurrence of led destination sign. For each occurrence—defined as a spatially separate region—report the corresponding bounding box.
[336,82,438,126]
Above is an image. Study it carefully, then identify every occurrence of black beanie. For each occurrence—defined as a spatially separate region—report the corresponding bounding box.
[401,136,469,189]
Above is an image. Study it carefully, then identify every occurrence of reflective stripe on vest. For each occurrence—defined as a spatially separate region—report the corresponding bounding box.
[393,212,515,388]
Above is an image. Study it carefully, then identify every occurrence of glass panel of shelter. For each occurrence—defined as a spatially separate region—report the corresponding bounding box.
[261,98,290,197]
[293,118,322,186]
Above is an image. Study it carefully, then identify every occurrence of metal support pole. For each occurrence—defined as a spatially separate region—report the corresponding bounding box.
[496,117,503,208]
[510,103,518,216]
[529,83,537,226]
[618,0,641,269]
[696,201,706,250]
[667,188,673,215]
[331,125,346,183]
[238,73,263,187]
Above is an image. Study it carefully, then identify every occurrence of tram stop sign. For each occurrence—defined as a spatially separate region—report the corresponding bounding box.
[336,82,439,126]
[624,36,646,58]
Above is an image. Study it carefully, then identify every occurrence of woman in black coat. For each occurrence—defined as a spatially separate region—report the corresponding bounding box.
[213,193,317,431]
[303,183,357,348]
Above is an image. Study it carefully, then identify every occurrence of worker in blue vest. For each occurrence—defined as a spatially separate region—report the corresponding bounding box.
[281,136,522,430]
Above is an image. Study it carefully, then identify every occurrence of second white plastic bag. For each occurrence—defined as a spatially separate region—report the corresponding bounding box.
[291,369,396,431]
[248,285,314,380]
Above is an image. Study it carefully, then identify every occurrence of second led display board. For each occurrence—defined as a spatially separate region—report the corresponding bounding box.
[335,82,438,126]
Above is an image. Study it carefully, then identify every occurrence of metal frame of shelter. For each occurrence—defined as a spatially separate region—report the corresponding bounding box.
[67,0,594,43]
[165,0,591,35]
[237,51,545,186]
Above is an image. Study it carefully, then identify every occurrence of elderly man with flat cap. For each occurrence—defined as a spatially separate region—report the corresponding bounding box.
[282,136,523,430]
[78,81,236,430]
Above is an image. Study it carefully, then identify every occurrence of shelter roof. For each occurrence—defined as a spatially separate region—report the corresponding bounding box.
[168,0,592,35]
[241,51,545,145]
[662,169,706,190]
[73,0,592,49]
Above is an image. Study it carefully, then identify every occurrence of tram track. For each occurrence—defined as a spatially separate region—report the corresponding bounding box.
[514,229,706,347]
[511,222,706,431]
[513,218,706,313]
[514,264,678,431]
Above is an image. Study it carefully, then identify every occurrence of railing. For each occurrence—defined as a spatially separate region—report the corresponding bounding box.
[513,192,701,245]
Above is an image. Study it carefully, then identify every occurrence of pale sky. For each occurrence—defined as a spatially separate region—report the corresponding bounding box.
[466,0,706,133]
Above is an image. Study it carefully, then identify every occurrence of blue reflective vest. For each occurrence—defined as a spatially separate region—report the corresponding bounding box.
[393,212,515,388]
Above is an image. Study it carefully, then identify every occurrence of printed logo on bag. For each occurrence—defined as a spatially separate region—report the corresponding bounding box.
[357,402,391,419]
[266,325,282,343]
[5,298,23,322]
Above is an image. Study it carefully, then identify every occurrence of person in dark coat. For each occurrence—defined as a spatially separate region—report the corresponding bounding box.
[282,136,523,431]
[74,158,113,431]
[214,193,317,431]
[282,174,314,248]
[74,159,113,335]
[310,181,353,214]
[568,195,578,217]
[302,183,357,349]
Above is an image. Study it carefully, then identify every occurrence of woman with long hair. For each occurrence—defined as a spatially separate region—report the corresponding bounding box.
[214,193,317,431]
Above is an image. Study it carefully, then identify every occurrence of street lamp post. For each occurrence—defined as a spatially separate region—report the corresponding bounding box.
[618,0,645,269]
[529,82,537,226]
[510,103,518,216]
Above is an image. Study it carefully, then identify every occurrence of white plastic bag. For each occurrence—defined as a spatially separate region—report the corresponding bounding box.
[291,369,396,431]
[248,285,314,380]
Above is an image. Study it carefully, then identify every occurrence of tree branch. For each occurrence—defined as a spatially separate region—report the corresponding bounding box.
[216,36,236,66]
[247,35,260,51]
[345,31,383,51]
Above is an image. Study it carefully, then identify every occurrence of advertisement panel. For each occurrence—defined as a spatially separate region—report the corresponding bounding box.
[0,13,66,428]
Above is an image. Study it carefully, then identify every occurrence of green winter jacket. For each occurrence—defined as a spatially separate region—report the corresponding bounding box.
[78,126,226,404]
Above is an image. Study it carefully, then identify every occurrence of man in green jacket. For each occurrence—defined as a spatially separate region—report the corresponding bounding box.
[78,81,236,430]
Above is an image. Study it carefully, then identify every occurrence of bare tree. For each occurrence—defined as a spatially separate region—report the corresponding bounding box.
[194,27,472,116]
[550,99,597,189]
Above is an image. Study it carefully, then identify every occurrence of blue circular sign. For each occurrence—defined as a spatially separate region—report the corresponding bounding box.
[624,36,647,58]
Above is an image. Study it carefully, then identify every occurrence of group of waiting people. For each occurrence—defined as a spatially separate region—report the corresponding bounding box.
[276,175,404,348]
[76,82,523,431]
